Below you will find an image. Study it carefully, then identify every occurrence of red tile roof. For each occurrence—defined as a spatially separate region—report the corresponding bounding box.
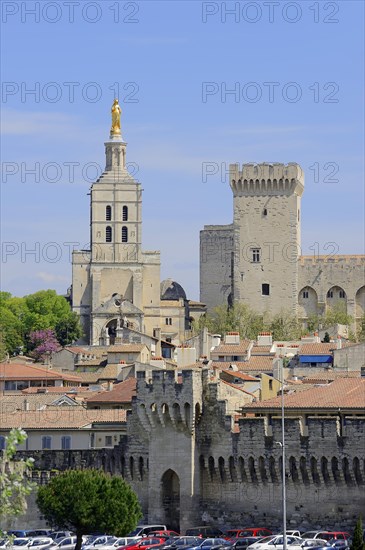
[0,408,127,429]
[299,342,353,355]
[242,378,365,411]
[0,363,81,382]
[107,344,146,353]
[86,378,136,404]
[211,339,251,355]
[212,356,274,372]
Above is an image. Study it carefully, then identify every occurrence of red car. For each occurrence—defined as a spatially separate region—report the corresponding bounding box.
[148,532,180,538]
[117,537,167,550]
[225,529,272,540]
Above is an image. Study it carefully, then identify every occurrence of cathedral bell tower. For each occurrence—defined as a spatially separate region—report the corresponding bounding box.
[90,99,142,264]
[72,102,161,345]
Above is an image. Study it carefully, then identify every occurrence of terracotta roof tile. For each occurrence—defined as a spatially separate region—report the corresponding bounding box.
[107,344,146,353]
[22,386,94,394]
[86,378,136,404]
[302,371,361,383]
[299,342,354,355]
[0,408,127,429]
[212,356,274,372]
[243,378,365,411]
[251,346,273,355]
[211,339,251,355]
[0,363,81,382]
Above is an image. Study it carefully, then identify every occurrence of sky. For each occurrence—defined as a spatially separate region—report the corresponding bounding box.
[1,0,364,300]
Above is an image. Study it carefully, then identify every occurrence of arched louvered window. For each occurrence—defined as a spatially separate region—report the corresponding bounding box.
[106,205,112,221]
[122,206,128,221]
[106,226,112,242]
[122,226,128,243]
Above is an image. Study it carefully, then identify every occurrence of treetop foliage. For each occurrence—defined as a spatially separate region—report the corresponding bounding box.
[37,469,142,550]
[192,302,357,342]
[0,290,82,356]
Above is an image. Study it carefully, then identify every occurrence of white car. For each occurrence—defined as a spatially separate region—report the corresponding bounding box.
[247,535,304,550]
[12,541,32,548]
[54,537,88,550]
[27,538,55,550]
[96,538,136,550]
[82,537,118,550]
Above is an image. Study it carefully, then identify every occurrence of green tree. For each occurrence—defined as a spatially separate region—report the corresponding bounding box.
[268,311,302,341]
[323,332,330,343]
[0,290,82,355]
[55,312,83,346]
[351,516,365,550]
[0,429,34,521]
[192,303,265,340]
[37,469,142,550]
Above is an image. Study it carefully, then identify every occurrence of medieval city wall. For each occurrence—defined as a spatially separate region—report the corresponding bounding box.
[12,370,364,533]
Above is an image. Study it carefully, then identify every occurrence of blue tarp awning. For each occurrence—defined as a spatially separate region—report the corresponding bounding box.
[299,355,333,363]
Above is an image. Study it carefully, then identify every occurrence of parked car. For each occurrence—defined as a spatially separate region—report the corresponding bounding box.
[247,535,303,550]
[328,540,351,549]
[83,537,118,550]
[186,539,232,550]
[50,533,74,543]
[6,533,29,540]
[99,538,137,550]
[12,540,33,548]
[55,536,89,550]
[26,537,56,550]
[300,540,328,548]
[160,537,204,550]
[117,537,168,550]
[25,533,53,539]
[286,534,302,539]
[234,531,272,540]
[185,529,225,539]
[149,533,180,539]
[126,527,168,541]
[229,538,263,550]
[0,539,11,550]
[315,534,351,542]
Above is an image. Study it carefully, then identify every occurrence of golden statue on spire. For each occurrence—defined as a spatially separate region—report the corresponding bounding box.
[110,99,122,137]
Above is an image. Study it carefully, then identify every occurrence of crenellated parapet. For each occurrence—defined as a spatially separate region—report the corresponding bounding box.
[229,162,304,197]
[134,369,204,434]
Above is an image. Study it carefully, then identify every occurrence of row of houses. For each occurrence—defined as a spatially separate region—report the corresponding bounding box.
[1,331,364,452]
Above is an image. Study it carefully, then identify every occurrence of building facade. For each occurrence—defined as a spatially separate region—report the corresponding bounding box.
[200,163,365,326]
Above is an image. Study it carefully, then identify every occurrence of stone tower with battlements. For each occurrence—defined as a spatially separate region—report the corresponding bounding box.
[200,162,364,327]
[231,162,304,317]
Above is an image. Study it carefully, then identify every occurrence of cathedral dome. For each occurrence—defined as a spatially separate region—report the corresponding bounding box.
[160,279,187,301]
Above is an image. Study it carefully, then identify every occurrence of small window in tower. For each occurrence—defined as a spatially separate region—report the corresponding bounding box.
[262,283,270,296]
[251,248,261,263]
[327,290,333,298]
[298,209,300,221]
[339,290,346,298]
[106,226,112,242]
[263,208,267,216]
[106,205,112,221]
[303,290,309,299]
[122,226,128,243]
[122,205,128,221]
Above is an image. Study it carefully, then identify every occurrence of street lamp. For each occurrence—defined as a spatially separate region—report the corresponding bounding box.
[276,359,287,550]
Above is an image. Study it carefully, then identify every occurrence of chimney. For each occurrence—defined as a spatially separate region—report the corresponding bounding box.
[23,399,30,411]
[212,334,221,348]
[257,332,273,346]
[336,336,342,349]
[153,327,162,357]
[224,332,240,345]
[107,381,114,391]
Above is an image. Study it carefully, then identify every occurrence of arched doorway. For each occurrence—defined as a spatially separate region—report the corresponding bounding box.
[161,469,180,531]
[106,318,118,345]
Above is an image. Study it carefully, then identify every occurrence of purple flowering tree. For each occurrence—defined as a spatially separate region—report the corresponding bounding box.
[29,329,60,362]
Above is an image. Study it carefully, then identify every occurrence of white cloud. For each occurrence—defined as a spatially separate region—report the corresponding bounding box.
[36,272,70,283]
